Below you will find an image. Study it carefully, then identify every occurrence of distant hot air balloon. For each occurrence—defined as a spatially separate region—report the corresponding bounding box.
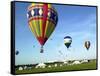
[59,50,63,55]
[84,41,90,50]
[27,3,58,53]
[64,36,72,49]
[15,50,19,55]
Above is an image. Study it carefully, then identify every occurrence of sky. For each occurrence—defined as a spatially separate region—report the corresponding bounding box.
[15,2,97,65]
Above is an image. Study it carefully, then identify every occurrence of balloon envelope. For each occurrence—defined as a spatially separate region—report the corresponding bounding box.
[85,41,90,50]
[64,36,72,48]
[15,51,19,55]
[27,3,58,47]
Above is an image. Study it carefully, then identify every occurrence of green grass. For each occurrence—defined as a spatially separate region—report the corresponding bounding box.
[16,60,97,74]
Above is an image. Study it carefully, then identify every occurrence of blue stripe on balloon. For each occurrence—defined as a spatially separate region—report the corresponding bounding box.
[28,11,32,18]
[34,8,39,16]
[64,36,72,39]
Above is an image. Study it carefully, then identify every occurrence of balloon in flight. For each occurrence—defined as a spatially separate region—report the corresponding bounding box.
[84,41,90,50]
[15,50,19,55]
[64,36,72,49]
[27,3,58,53]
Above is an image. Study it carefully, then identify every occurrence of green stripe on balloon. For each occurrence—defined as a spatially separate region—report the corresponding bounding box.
[46,21,51,38]
[31,21,37,37]
[48,23,55,38]
[35,20,40,36]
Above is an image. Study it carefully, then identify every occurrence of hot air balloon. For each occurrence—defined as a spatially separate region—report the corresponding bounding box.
[64,36,72,49]
[84,41,90,50]
[27,3,58,53]
[15,50,19,55]
[59,50,63,55]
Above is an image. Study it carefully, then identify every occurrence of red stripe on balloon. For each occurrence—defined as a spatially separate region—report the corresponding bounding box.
[37,37,48,45]
[42,4,48,38]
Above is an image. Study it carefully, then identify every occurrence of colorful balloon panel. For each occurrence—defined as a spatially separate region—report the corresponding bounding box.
[27,3,58,46]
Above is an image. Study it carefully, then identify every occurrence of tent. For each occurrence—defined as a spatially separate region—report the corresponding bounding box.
[72,61,81,65]
[24,66,27,70]
[63,61,68,64]
[18,66,23,70]
[35,63,46,68]
[81,60,88,63]
[54,64,57,67]
[48,65,51,68]
[60,64,62,66]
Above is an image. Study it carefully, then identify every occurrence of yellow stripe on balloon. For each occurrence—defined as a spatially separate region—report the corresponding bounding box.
[31,3,44,7]
[36,20,41,37]
[31,21,38,37]
[48,4,52,8]
[39,19,42,37]
[38,21,41,36]
[31,3,36,6]
[48,22,55,38]
[29,21,37,37]
[38,3,44,6]
[44,20,49,38]
[33,20,39,37]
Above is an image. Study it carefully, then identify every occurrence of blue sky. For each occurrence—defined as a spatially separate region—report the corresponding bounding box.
[15,2,97,65]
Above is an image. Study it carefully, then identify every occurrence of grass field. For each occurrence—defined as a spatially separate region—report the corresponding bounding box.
[15,59,97,74]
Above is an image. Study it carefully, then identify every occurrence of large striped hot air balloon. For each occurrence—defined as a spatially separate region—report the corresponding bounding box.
[84,41,90,50]
[27,3,58,53]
